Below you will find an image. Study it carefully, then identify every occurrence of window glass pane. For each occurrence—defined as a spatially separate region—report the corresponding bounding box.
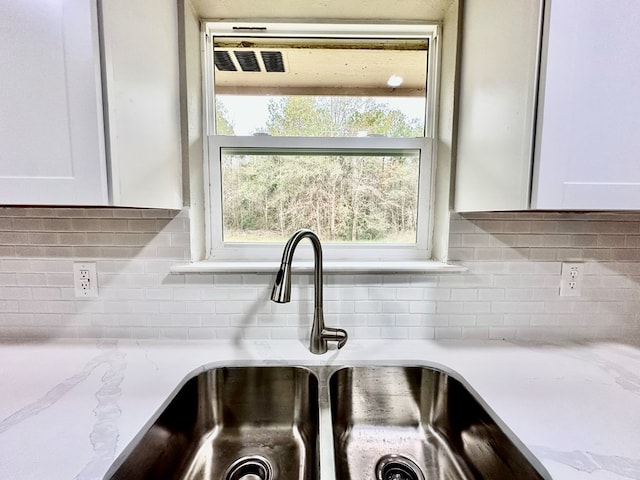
[213,36,428,137]
[221,149,420,243]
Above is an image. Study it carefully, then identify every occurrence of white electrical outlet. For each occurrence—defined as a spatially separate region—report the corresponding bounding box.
[559,262,584,297]
[73,262,98,298]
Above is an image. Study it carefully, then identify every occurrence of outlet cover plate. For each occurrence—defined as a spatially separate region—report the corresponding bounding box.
[560,262,583,297]
[73,262,98,298]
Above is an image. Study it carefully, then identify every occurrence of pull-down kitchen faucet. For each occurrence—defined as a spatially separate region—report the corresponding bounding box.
[271,229,348,354]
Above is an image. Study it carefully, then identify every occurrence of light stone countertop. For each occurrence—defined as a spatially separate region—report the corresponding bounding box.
[1,338,639,480]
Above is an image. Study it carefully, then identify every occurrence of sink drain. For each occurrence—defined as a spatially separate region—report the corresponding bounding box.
[376,455,425,480]
[224,455,273,480]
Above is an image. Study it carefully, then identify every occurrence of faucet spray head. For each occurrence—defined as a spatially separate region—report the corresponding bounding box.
[270,263,292,303]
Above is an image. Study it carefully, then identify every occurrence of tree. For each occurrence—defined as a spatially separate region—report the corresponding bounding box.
[221,95,421,243]
[215,101,235,135]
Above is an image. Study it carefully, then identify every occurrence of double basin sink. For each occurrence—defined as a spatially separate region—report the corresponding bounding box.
[104,364,550,480]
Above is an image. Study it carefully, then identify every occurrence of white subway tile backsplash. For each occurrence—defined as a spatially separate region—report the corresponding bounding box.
[461,327,489,339]
[368,313,395,327]
[448,315,477,326]
[0,208,638,341]
[477,289,504,301]
[158,327,189,340]
[477,314,503,326]
[423,288,451,301]
[435,327,462,339]
[450,288,478,301]
[488,327,517,340]
[31,288,61,301]
[111,210,141,218]
[396,288,424,300]
[502,221,532,233]
[158,301,187,314]
[410,327,436,339]
[475,247,509,261]
[382,301,410,314]
[462,302,491,313]
[367,287,397,301]
[502,314,529,326]
[449,220,477,234]
[436,274,466,287]
[409,276,439,287]
[422,314,449,327]
[612,249,640,261]
[492,301,546,314]
[2,287,32,300]
[436,302,464,314]
[13,218,43,230]
[504,289,534,301]
[463,275,494,288]
[330,313,367,326]
[380,326,408,339]
[533,288,562,301]
[354,301,382,314]
[186,301,215,314]
[353,326,382,338]
[409,301,436,314]
[528,248,557,261]
[395,314,422,326]
[324,301,355,314]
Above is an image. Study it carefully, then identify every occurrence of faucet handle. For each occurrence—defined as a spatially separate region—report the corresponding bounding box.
[322,327,348,349]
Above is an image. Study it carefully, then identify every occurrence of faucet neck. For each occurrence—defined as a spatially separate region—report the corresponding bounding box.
[272,229,347,354]
[279,229,323,309]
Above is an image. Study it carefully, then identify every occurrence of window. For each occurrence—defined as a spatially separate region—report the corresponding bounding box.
[220,147,421,244]
[203,22,439,263]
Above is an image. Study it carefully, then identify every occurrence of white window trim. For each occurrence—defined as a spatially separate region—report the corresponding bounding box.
[198,21,444,269]
[208,135,433,263]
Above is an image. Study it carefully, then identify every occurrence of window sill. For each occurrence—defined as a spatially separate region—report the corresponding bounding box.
[170,260,466,275]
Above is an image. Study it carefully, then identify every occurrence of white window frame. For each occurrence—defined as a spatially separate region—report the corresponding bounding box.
[202,22,441,265]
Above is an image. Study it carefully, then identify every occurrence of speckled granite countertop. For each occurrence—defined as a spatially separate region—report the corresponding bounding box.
[1,339,639,479]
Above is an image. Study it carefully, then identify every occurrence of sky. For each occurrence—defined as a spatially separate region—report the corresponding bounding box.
[218,95,427,136]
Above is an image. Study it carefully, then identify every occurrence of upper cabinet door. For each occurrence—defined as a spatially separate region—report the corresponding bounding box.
[532,0,640,210]
[101,0,183,209]
[0,0,108,205]
[454,0,543,212]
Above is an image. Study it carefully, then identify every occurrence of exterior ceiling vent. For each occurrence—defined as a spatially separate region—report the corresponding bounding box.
[260,51,285,72]
[214,51,236,71]
[214,49,286,73]
[234,51,261,72]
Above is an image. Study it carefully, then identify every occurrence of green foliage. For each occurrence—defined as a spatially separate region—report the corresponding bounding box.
[220,96,421,242]
[265,96,423,138]
[215,102,235,135]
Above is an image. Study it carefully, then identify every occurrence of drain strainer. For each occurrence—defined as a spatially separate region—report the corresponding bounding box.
[224,455,273,480]
[375,454,425,480]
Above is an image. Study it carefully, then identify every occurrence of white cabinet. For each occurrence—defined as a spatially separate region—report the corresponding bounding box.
[531,0,640,210]
[101,0,183,209]
[0,0,182,208]
[455,0,640,212]
[454,0,543,212]
[0,0,108,205]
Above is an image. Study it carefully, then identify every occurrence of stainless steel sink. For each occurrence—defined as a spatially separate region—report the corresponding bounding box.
[329,366,546,480]
[105,363,550,480]
[105,366,319,480]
